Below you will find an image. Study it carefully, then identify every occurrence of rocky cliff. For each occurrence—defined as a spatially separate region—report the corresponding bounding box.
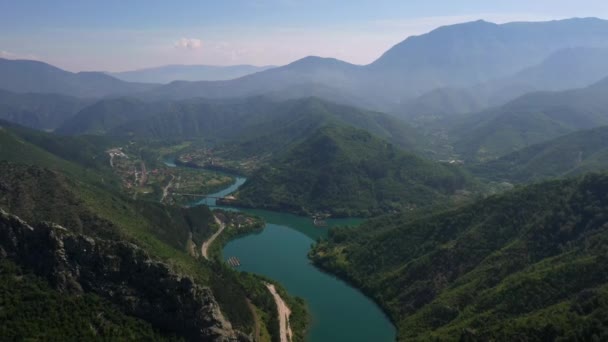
[0,209,250,342]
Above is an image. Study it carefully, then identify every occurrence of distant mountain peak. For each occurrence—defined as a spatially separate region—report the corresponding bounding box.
[0,58,156,97]
[436,18,497,29]
[560,16,606,23]
[0,57,65,72]
[588,75,608,89]
[110,64,276,83]
[286,56,357,69]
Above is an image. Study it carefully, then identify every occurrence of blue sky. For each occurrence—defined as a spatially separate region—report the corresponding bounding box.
[1,0,608,71]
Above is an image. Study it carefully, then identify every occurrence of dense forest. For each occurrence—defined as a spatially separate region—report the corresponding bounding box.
[235,125,473,217]
[472,125,608,183]
[312,173,608,340]
[0,259,174,341]
[0,125,297,341]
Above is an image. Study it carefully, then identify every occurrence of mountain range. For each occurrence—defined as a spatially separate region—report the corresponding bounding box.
[144,18,608,110]
[109,64,276,83]
[472,125,608,183]
[56,96,427,154]
[395,46,608,124]
[0,89,90,130]
[0,58,155,98]
[451,76,608,161]
[3,18,608,114]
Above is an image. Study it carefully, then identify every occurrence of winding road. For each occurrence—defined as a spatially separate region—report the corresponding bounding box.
[266,283,293,342]
[201,215,225,260]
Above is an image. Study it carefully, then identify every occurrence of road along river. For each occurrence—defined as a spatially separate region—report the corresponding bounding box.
[169,162,396,341]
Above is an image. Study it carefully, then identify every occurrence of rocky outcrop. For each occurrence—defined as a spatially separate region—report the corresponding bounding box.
[0,209,250,342]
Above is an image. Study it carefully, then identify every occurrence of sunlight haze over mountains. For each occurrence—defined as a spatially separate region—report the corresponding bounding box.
[1,0,608,71]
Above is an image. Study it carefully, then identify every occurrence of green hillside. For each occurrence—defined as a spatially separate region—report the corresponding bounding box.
[0,123,87,176]
[451,77,608,161]
[233,125,472,217]
[395,87,489,125]
[0,126,290,341]
[213,97,428,158]
[1,119,120,169]
[56,97,156,135]
[311,173,608,340]
[0,259,171,340]
[0,121,123,192]
[473,125,608,183]
[0,89,89,130]
[58,96,427,154]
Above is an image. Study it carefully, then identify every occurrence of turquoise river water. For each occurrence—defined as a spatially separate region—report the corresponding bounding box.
[168,161,395,341]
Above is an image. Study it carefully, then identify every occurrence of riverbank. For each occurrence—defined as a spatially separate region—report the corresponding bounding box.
[202,210,310,341]
[309,242,399,337]
[206,210,264,261]
[169,158,394,341]
[224,223,395,341]
[219,197,369,219]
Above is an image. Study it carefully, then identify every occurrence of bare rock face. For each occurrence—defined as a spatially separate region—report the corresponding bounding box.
[0,209,250,342]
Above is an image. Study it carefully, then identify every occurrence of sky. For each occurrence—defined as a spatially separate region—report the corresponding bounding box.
[1,0,608,72]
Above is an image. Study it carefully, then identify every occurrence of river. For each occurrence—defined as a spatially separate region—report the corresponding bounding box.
[173,163,395,341]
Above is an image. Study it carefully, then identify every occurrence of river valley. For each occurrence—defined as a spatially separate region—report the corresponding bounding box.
[183,168,396,341]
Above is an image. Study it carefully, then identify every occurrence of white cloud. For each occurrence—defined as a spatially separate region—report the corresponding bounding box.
[174,37,203,50]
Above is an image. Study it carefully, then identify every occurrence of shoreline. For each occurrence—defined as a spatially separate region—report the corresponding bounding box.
[167,157,384,340]
[309,248,399,336]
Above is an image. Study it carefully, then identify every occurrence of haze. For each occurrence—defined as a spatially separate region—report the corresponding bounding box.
[0,0,607,71]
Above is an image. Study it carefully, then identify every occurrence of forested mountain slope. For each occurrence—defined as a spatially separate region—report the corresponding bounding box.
[451,76,608,161]
[0,125,284,341]
[472,125,608,183]
[0,89,90,130]
[312,173,608,340]
[233,125,472,217]
[59,96,428,154]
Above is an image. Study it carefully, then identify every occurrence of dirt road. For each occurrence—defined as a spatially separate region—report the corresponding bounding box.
[201,215,225,260]
[265,283,293,342]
